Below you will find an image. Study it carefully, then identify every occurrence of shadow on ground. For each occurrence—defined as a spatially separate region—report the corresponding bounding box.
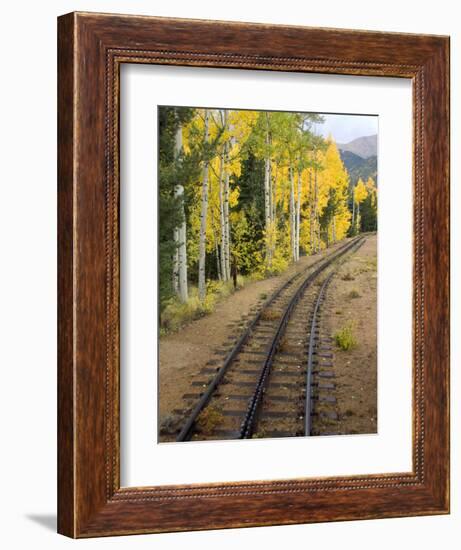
[26,514,57,532]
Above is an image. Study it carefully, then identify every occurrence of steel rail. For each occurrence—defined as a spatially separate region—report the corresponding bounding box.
[304,237,366,435]
[176,236,362,442]
[304,273,334,436]
[239,237,364,439]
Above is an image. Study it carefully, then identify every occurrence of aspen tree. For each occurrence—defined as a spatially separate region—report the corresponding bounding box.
[295,170,301,261]
[173,123,189,302]
[198,110,210,301]
[313,161,319,252]
[308,166,315,253]
[351,183,356,233]
[218,142,226,281]
[316,139,351,245]
[264,112,272,268]
[172,231,179,294]
[353,177,368,233]
[224,135,231,281]
[211,203,222,281]
[289,165,296,262]
[173,108,356,302]
[270,162,277,261]
[271,162,277,226]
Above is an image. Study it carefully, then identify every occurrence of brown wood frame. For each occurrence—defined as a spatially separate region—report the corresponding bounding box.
[58,11,450,538]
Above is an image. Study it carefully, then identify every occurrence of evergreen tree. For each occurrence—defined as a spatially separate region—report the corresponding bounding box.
[158,106,197,311]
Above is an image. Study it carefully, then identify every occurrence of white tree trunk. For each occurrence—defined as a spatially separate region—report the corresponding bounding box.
[224,168,231,281]
[290,166,296,262]
[268,162,273,226]
[216,242,222,281]
[221,111,232,282]
[173,228,179,294]
[351,191,356,234]
[218,150,227,281]
[268,159,274,265]
[295,170,301,261]
[264,156,271,267]
[264,117,272,269]
[313,166,319,253]
[271,164,277,262]
[308,169,315,254]
[198,110,210,302]
[173,123,188,302]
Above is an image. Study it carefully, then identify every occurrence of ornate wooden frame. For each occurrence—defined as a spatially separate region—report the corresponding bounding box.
[57,12,450,537]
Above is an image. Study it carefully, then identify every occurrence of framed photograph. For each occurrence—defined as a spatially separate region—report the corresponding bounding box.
[58,12,450,537]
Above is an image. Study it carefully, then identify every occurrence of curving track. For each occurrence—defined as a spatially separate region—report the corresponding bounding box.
[175,236,365,442]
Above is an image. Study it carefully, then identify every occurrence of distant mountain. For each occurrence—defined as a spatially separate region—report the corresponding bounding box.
[338,135,377,159]
[340,150,377,186]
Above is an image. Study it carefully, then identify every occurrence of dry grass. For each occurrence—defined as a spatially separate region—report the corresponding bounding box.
[160,278,245,334]
[277,336,289,352]
[260,308,280,321]
[196,406,224,434]
[348,289,361,299]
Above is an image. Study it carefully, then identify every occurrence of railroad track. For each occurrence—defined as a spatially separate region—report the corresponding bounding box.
[175,236,365,442]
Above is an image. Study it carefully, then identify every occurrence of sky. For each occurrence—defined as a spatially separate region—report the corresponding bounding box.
[313,113,378,144]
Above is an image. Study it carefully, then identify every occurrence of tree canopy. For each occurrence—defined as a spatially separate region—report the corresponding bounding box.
[159,107,377,311]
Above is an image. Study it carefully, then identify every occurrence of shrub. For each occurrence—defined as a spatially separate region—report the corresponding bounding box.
[335,323,357,351]
[357,258,377,274]
[348,289,361,299]
[160,295,201,332]
[160,278,246,333]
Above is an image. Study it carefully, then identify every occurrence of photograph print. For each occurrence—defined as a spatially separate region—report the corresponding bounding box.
[158,106,378,443]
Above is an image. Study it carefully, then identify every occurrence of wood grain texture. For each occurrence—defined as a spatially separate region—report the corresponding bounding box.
[57,11,450,538]
[57,12,75,537]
